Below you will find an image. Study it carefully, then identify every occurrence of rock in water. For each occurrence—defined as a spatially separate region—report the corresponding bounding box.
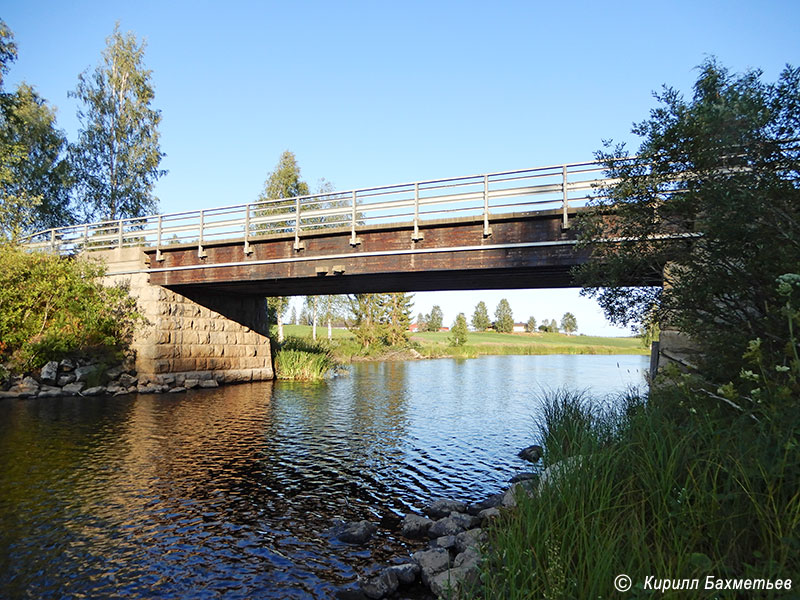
[518,444,543,463]
[360,568,399,599]
[335,520,377,545]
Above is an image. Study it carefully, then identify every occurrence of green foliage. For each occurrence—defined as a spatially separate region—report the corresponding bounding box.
[346,292,414,348]
[525,316,537,333]
[274,336,338,381]
[538,319,559,333]
[256,150,311,233]
[70,23,165,222]
[425,304,443,331]
[0,21,72,239]
[260,150,310,202]
[494,298,513,333]
[576,59,800,385]
[712,273,800,420]
[478,387,800,599]
[379,292,413,345]
[0,246,143,371]
[0,143,40,242]
[0,19,17,87]
[266,296,290,342]
[636,309,661,348]
[560,312,577,334]
[347,293,384,349]
[471,301,490,331]
[255,152,354,235]
[448,312,468,347]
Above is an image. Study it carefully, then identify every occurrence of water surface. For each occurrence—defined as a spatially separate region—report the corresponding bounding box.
[0,354,647,599]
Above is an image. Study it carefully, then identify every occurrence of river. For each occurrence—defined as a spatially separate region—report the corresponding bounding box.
[0,354,648,599]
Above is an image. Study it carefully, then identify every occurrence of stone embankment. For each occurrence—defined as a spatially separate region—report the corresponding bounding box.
[0,357,222,399]
[333,445,543,600]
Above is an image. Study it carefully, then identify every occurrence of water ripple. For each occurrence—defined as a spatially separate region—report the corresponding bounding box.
[0,354,647,599]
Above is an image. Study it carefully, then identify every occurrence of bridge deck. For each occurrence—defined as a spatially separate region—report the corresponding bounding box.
[20,158,662,295]
[143,210,588,296]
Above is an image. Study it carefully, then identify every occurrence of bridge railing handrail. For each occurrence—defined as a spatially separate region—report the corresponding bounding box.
[19,159,616,256]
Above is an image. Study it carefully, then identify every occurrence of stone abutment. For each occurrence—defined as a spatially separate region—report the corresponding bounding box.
[96,248,273,384]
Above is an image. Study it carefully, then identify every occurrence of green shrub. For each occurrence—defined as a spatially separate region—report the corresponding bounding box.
[0,245,143,372]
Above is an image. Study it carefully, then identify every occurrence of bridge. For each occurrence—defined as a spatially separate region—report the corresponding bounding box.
[22,159,658,385]
[23,161,618,292]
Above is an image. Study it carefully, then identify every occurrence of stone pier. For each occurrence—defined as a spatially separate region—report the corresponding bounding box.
[94,248,273,385]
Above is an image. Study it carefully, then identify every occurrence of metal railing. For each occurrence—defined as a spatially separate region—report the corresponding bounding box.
[19,160,613,258]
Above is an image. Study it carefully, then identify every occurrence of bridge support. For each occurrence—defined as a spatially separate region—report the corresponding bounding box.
[96,248,273,385]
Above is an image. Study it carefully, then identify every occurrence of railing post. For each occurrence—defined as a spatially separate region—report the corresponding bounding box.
[83,224,88,250]
[244,203,252,255]
[350,190,361,246]
[118,219,123,249]
[156,215,164,262]
[198,210,207,258]
[412,182,423,241]
[50,229,56,253]
[562,164,569,229]
[483,175,492,237]
[293,196,304,251]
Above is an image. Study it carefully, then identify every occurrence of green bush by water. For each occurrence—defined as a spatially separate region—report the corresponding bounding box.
[0,246,143,372]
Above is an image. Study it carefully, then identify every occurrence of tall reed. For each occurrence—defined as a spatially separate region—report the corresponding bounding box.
[476,388,800,598]
[274,337,339,381]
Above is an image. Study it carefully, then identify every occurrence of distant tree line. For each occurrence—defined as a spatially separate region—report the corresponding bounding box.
[467,299,578,334]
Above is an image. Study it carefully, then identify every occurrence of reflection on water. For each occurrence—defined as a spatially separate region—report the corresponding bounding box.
[0,354,647,599]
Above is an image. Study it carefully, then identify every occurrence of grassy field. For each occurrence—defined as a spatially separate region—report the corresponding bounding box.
[280,325,647,357]
[412,330,646,355]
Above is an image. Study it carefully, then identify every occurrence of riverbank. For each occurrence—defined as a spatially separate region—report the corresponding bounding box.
[475,388,799,598]
[281,325,646,363]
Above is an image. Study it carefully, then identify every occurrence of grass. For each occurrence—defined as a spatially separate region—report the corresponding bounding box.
[475,387,800,599]
[279,325,647,360]
[273,337,339,381]
[415,330,646,357]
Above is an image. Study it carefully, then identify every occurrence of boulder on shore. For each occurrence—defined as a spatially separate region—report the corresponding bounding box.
[423,499,467,519]
[40,361,59,385]
[359,568,399,599]
[401,513,433,539]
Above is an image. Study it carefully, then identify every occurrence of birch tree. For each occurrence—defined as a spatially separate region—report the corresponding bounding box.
[71,23,165,222]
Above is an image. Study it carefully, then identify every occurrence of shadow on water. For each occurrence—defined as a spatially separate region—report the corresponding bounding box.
[0,354,647,599]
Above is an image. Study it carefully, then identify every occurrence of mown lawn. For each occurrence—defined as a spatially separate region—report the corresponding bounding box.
[412,330,645,352]
[280,325,647,356]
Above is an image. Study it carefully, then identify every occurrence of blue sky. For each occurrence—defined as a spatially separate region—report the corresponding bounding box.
[4,1,798,334]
